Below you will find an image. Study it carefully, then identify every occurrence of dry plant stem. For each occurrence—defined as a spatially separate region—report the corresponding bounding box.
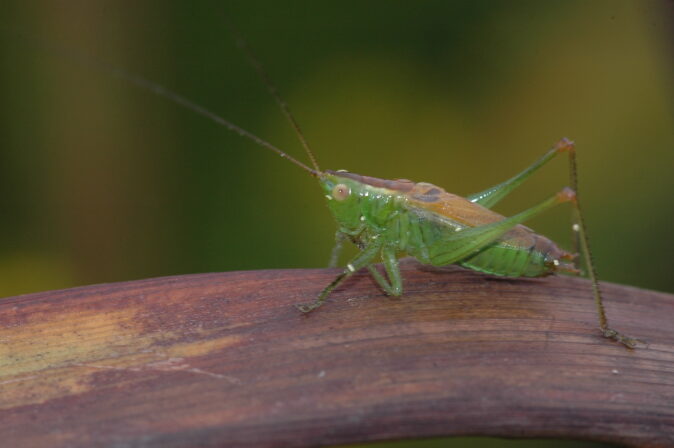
[1,259,673,448]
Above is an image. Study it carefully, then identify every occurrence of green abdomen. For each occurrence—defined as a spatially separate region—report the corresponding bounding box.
[395,208,558,278]
[458,243,550,277]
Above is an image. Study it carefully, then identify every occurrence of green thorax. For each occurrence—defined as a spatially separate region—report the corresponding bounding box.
[320,170,410,234]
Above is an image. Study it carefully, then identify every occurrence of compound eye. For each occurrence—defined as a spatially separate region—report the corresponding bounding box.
[332,184,350,201]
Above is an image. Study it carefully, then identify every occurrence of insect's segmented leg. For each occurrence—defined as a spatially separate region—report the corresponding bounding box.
[561,140,582,263]
[366,246,403,296]
[467,138,573,209]
[568,191,640,347]
[563,147,642,348]
[469,138,642,347]
[429,188,576,266]
[328,231,348,268]
[467,138,583,269]
[296,241,381,313]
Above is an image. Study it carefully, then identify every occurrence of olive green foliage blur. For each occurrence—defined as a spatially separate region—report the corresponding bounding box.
[1,1,672,297]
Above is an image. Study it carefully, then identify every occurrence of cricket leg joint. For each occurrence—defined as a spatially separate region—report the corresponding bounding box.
[555,137,576,153]
[556,187,576,203]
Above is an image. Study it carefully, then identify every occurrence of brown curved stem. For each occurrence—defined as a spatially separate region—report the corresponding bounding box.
[1,259,672,447]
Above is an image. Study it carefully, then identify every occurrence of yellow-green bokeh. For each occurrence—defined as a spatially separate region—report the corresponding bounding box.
[1,1,671,447]
[3,1,671,298]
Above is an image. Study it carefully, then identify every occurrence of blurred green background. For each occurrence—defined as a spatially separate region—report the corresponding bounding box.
[0,1,672,446]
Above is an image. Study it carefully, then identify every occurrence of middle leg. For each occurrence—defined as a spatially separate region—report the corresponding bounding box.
[366,246,403,296]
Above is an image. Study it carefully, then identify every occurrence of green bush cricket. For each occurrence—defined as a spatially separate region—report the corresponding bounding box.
[57,25,641,349]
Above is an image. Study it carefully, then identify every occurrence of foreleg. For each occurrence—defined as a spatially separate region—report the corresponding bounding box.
[328,231,348,268]
[297,241,381,313]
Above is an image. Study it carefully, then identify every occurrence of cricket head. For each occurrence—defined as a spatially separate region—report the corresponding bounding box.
[319,170,367,231]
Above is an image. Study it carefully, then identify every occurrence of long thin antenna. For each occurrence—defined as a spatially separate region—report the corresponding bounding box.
[221,16,321,174]
[7,27,319,177]
[105,65,319,176]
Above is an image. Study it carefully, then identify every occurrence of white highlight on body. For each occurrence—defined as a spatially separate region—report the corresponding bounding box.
[346,263,355,272]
